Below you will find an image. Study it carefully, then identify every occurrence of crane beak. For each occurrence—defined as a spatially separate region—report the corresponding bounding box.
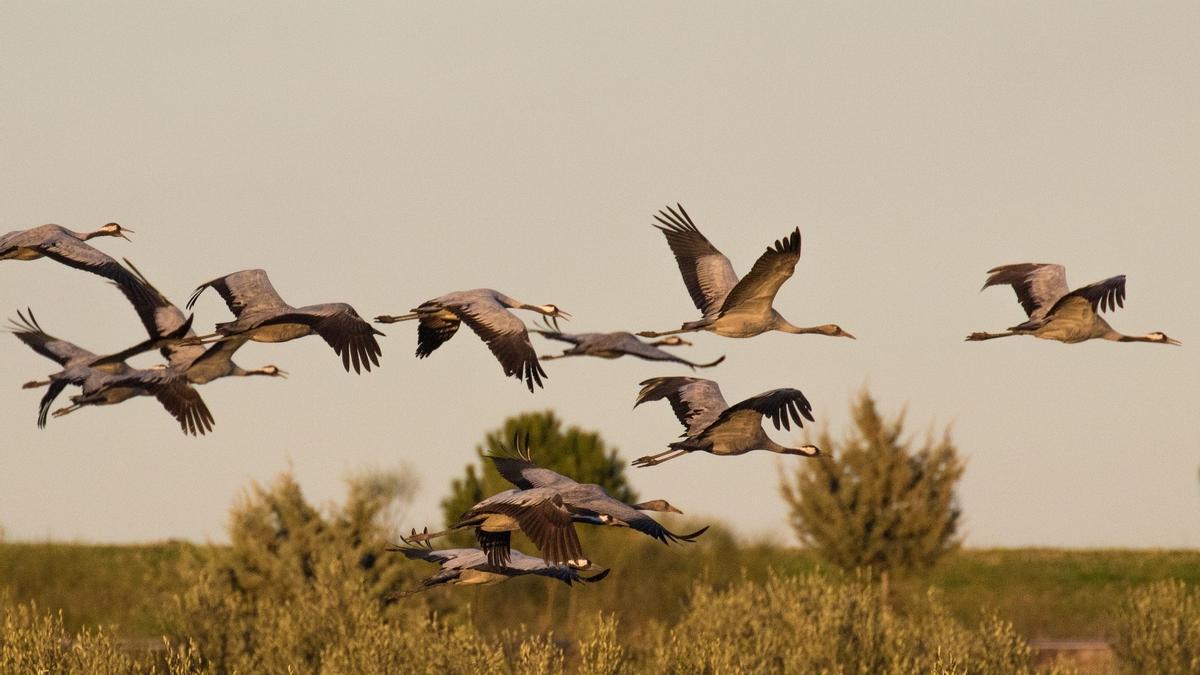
[1167,337,1182,346]
[276,368,289,378]
[841,331,856,340]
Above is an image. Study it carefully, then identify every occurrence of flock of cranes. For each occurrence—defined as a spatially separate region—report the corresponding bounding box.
[2,205,1181,593]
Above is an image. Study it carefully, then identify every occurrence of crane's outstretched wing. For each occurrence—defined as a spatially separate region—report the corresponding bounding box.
[262,305,384,373]
[443,299,546,391]
[469,489,584,566]
[151,378,216,436]
[186,269,289,317]
[718,228,801,316]
[117,259,206,368]
[1053,274,1126,316]
[981,263,1070,320]
[588,497,710,545]
[38,380,69,429]
[705,387,814,435]
[486,439,573,490]
[416,311,461,358]
[35,236,157,306]
[635,377,728,436]
[8,309,96,366]
[652,204,740,319]
[528,321,585,346]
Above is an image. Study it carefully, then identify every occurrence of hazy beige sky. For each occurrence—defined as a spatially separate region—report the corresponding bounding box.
[2,2,1197,547]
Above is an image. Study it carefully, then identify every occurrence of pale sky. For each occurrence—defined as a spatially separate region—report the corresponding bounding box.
[2,2,1197,548]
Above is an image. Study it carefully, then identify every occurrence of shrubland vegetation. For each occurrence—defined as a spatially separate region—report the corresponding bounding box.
[2,406,1198,672]
[781,390,963,595]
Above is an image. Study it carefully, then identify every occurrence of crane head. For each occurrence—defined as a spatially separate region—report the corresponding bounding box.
[784,444,821,457]
[537,304,572,330]
[654,336,692,347]
[259,365,288,377]
[1147,332,1182,346]
[632,499,683,514]
[821,324,855,339]
[99,222,134,241]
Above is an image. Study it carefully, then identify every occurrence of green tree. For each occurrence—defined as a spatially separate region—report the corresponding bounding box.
[441,410,635,529]
[779,390,963,590]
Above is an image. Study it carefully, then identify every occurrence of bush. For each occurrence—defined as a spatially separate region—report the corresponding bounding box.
[0,592,142,674]
[781,390,963,587]
[652,572,1064,675]
[1111,580,1200,674]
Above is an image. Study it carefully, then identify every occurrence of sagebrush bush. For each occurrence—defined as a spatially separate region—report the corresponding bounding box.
[0,592,142,674]
[1111,580,1200,675]
[652,572,1065,675]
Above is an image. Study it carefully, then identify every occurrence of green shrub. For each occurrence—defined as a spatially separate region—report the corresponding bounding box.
[1111,580,1200,674]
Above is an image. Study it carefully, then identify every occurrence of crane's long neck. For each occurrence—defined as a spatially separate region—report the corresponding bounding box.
[1115,333,1158,343]
[763,435,819,457]
[774,316,827,335]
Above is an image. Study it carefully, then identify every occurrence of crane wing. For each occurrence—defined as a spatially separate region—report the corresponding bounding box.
[981,263,1070,320]
[707,388,814,434]
[152,378,216,436]
[264,305,385,373]
[415,311,461,358]
[35,236,158,306]
[9,309,96,366]
[121,370,215,436]
[186,269,289,317]
[717,228,801,316]
[474,489,584,566]
[443,298,546,391]
[1048,274,1126,317]
[117,259,206,368]
[487,455,573,490]
[652,204,740,319]
[635,377,728,436]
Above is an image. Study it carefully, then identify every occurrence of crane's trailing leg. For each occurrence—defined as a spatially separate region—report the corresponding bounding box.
[51,404,81,418]
[631,448,689,467]
[637,326,700,339]
[399,526,453,544]
[374,312,419,324]
[965,331,1018,341]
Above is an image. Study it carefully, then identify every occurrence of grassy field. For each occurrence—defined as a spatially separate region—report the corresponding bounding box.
[3,540,1198,643]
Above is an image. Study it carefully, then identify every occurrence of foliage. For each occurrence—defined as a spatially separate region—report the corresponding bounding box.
[0,592,144,674]
[781,389,964,580]
[3,575,1076,675]
[653,572,1068,675]
[169,467,421,671]
[440,410,635,530]
[1111,580,1200,674]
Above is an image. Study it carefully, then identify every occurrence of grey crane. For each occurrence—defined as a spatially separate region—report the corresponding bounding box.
[487,438,710,545]
[967,263,1181,345]
[638,204,854,340]
[631,376,820,467]
[184,269,383,374]
[403,487,589,568]
[387,542,610,598]
[10,310,214,435]
[531,320,725,369]
[118,260,288,383]
[0,223,154,304]
[375,289,571,391]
